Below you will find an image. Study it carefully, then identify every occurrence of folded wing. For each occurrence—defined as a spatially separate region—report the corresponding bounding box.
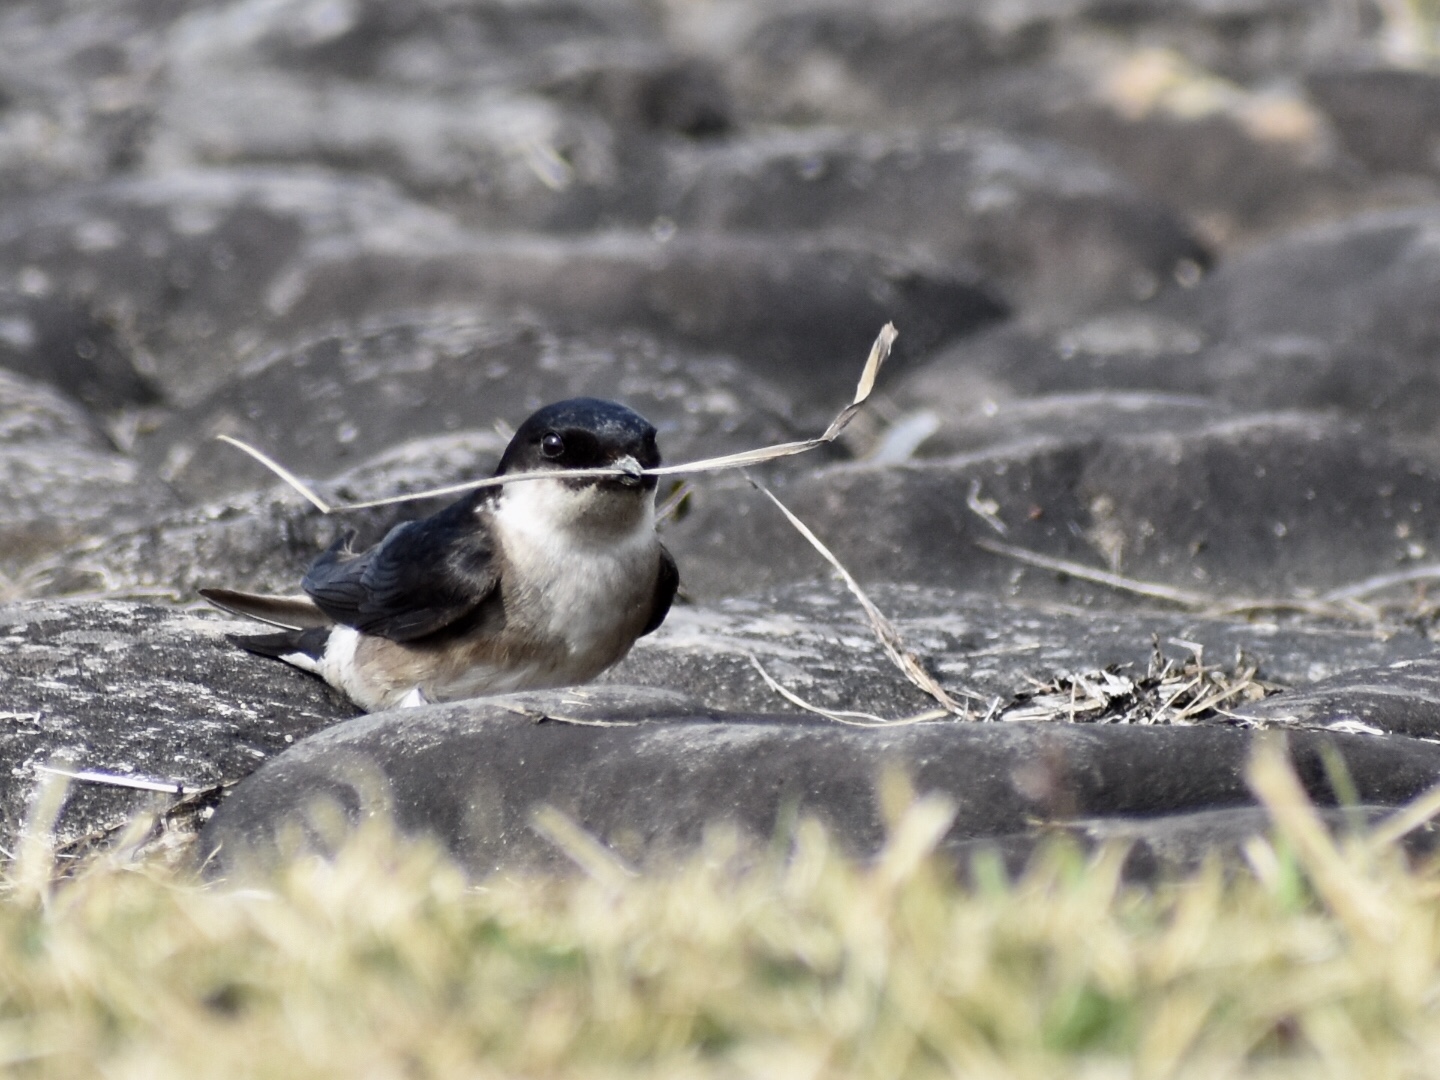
[302,507,501,642]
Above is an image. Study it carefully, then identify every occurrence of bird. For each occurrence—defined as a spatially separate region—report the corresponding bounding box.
[201,398,679,712]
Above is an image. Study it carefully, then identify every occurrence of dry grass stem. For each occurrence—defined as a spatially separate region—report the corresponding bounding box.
[215,434,333,512]
[530,805,637,889]
[35,766,186,796]
[1369,779,1440,850]
[976,538,1222,607]
[965,479,1009,536]
[747,478,974,716]
[1246,738,1396,942]
[655,479,694,525]
[1321,563,1440,602]
[219,324,898,513]
[976,538,1401,622]
[745,654,950,727]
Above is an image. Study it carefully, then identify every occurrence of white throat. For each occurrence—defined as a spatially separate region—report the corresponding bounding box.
[492,475,655,547]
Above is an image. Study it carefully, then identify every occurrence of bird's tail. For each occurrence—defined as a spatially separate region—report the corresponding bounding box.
[224,626,331,674]
[199,587,331,630]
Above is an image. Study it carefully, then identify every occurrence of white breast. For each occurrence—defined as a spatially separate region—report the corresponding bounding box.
[489,477,660,675]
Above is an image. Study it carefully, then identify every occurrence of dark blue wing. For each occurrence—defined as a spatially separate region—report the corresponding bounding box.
[641,545,679,637]
[302,503,500,642]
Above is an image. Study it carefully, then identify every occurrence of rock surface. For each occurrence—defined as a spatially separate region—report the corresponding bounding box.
[201,685,1440,879]
[0,601,352,853]
[661,405,1440,602]
[0,368,177,581]
[606,582,1437,721]
[137,312,807,500]
[4,0,1440,874]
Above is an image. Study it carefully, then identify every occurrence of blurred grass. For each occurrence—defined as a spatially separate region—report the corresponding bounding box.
[1,743,1439,1077]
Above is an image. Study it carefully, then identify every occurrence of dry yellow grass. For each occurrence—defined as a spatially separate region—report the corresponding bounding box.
[1,742,1439,1078]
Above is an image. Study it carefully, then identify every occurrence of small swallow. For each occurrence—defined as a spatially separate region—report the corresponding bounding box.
[201,398,678,712]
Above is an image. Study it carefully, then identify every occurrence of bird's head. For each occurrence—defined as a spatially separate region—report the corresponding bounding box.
[493,398,662,536]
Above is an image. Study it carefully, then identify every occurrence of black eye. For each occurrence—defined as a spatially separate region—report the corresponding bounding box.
[540,432,565,459]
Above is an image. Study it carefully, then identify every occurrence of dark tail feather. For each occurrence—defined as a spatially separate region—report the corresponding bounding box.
[199,587,331,630]
[226,627,330,663]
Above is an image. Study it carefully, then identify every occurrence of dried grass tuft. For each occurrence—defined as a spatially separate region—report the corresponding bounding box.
[997,639,1278,726]
[3,746,1440,1076]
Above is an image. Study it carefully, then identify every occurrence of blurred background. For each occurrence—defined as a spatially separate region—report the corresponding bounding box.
[11,0,1440,876]
[2,0,1440,606]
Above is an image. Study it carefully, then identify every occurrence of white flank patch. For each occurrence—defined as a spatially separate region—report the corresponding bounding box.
[317,626,369,703]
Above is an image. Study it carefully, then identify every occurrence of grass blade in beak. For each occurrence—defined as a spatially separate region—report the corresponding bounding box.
[217,324,898,512]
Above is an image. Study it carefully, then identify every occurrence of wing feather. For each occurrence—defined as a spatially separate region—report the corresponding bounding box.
[641,546,679,637]
[302,506,500,642]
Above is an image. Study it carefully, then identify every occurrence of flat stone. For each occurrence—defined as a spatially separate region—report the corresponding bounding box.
[928,209,1440,446]
[711,3,1390,246]
[605,582,1436,721]
[0,168,461,407]
[716,1,1365,121]
[0,601,353,852]
[138,312,807,500]
[198,685,1440,877]
[950,805,1440,883]
[0,0,173,197]
[534,43,734,139]
[0,368,178,580]
[1308,69,1440,176]
[1238,658,1440,740]
[656,126,1207,323]
[268,231,1006,401]
[661,408,1440,602]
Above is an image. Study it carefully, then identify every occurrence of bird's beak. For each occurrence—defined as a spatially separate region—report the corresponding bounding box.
[615,455,645,488]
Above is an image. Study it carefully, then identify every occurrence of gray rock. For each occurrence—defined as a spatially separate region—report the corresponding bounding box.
[718,4,1057,127]
[198,685,1440,877]
[0,168,1000,412]
[878,389,1239,463]
[606,582,1437,720]
[267,230,1006,401]
[1174,209,1440,444]
[0,368,178,582]
[152,36,621,225]
[656,127,1208,324]
[137,312,807,501]
[713,0,1369,126]
[1238,658,1440,740]
[148,2,739,226]
[951,805,1440,883]
[662,408,1440,602]
[1308,68,1440,176]
[0,600,353,852]
[0,168,462,407]
[898,205,1440,446]
[534,43,734,139]
[0,0,171,196]
[6,581,1433,860]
